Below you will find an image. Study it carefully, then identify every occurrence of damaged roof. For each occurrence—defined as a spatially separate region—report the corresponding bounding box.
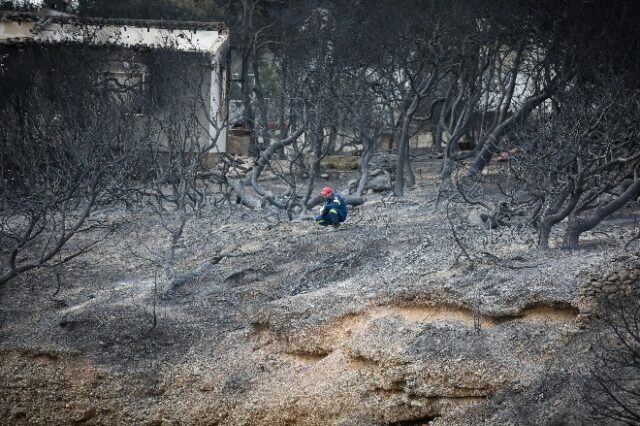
[0,11,227,32]
[0,10,228,54]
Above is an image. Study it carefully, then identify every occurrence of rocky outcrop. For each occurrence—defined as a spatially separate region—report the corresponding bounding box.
[577,261,640,327]
[349,168,393,193]
[247,294,579,425]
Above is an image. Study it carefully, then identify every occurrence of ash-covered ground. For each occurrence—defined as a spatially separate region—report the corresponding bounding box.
[1,158,639,425]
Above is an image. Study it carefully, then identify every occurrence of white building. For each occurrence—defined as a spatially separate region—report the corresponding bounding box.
[0,10,230,156]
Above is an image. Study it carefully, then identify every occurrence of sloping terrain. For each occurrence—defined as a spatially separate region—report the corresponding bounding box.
[0,163,639,425]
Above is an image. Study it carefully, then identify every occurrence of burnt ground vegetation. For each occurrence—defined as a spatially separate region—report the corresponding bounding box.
[1,159,639,425]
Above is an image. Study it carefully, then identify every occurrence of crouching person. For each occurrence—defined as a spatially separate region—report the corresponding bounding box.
[315,186,348,228]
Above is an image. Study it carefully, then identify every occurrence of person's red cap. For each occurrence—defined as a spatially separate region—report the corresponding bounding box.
[321,186,333,197]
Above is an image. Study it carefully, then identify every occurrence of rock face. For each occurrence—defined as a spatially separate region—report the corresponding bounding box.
[366,169,393,192]
[0,300,582,426]
[349,169,393,193]
[320,155,361,171]
[246,288,581,425]
[0,192,636,425]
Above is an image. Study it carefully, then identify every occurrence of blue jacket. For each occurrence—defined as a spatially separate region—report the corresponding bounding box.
[315,191,348,224]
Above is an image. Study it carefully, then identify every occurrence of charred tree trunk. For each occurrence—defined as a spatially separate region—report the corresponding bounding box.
[468,90,553,177]
[327,125,338,155]
[562,180,640,249]
[252,57,270,147]
[538,222,553,250]
[405,132,416,187]
[240,51,258,156]
[355,143,373,197]
[433,120,444,153]
[394,114,411,196]
[562,221,582,250]
[536,182,580,249]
